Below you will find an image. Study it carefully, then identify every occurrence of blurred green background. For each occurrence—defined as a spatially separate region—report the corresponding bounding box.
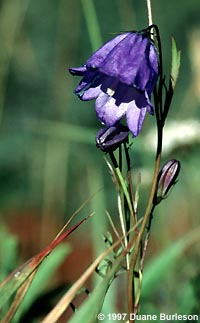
[0,0,200,319]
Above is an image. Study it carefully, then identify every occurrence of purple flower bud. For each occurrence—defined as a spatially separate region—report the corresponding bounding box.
[154,159,181,204]
[69,27,159,137]
[96,124,129,152]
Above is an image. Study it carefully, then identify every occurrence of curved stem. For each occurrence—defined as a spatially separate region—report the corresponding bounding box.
[109,151,135,226]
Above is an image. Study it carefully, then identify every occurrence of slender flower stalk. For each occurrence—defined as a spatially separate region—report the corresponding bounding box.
[117,194,130,269]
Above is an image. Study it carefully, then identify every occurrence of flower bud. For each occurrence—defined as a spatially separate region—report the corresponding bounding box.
[154,159,181,204]
[96,124,129,152]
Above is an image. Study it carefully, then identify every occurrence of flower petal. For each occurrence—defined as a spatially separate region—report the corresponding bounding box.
[87,33,130,68]
[149,44,159,74]
[113,83,153,114]
[146,44,159,93]
[99,33,152,87]
[95,92,128,126]
[126,103,147,137]
[144,90,154,114]
[75,81,88,94]
[69,66,87,76]
[74,70,102,97]
[81,85,101,100]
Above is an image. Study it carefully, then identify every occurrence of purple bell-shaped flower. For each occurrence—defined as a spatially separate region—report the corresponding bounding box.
[69,28,158,137]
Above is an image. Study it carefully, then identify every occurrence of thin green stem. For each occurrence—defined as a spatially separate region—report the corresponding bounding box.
[115,167,135,225]
[124,142,137,230]
[117,194,130,269]
[109,151,135,226]
[127,110,163,314]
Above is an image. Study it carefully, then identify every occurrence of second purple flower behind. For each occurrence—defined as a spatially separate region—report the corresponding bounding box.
[69,28,158,137]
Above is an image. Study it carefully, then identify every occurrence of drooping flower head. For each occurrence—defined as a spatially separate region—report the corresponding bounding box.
[69,27,158,137]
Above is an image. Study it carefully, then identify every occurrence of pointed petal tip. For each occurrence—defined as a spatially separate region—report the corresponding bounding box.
[69,66,87,76]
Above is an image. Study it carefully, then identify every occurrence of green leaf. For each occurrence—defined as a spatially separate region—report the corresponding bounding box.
[171,36,181,89]
[141,228,200,297]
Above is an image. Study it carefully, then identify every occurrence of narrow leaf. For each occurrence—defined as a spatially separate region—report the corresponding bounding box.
[171,36,181,89]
